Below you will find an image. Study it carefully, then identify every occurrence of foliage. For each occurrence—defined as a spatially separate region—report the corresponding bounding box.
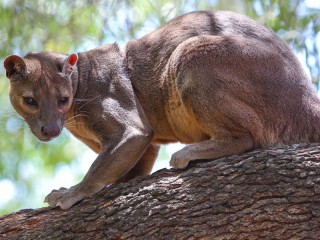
[0,0,319,215]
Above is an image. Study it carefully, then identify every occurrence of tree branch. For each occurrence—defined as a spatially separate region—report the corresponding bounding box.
[1,144,320,239]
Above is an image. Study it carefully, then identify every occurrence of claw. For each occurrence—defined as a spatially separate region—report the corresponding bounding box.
[56,201,62,208]
[170,151,191,169]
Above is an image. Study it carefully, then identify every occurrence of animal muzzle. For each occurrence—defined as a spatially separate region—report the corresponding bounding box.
[41,124,61,139]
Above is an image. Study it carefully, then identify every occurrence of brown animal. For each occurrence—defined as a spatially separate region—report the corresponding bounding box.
[4,11,319,209]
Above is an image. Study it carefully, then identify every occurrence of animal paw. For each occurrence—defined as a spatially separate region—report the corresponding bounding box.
[44,185,87,210]
[169,151,191,169]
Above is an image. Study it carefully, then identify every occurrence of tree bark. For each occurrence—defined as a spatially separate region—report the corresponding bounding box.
[1,144,320,240]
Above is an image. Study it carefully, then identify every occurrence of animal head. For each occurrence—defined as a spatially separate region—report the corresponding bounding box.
[3,52,78,142]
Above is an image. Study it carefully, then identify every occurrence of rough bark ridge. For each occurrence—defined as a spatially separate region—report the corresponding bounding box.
[1,144,320,240]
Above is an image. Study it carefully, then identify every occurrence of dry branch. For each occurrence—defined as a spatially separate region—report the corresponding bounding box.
[1,144,320,239]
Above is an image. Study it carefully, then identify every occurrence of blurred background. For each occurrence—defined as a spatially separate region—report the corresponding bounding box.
[0,0,319,215]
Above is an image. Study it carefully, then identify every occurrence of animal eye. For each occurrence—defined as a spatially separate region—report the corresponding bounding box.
[59,97,69,105]
[23,97,37,106]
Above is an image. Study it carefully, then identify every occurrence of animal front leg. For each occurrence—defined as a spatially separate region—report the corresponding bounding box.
[45,129,153,209]
[44,183,101,210]
[115,144,160,183]
[170,134,254,169]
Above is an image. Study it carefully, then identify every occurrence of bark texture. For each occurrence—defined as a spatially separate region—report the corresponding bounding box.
[1,144,320,240]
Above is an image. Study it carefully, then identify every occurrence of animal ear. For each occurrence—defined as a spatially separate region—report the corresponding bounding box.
[3,55,27,79]
[62,53,78,77]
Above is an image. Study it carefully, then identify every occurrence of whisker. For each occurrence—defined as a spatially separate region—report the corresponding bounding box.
[35,140,44,149]
[65,120,81,128]
[31,136,38,145]
[64,120,76,126]
[74,96,100,103]
[64,124,78,129]
[65,113,89,128]
[74,96,100,111]
[66,113,89,122]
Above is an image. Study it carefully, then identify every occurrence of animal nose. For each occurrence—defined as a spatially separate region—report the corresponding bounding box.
[41,125,61,138]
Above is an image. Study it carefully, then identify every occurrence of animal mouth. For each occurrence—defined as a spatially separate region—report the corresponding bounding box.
[37,131,61,142]
[31,124,62,142]
[38,135,58,142]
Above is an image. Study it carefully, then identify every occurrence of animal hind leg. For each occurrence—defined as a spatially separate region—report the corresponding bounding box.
[115,144,160,183]
[170,134,254,169]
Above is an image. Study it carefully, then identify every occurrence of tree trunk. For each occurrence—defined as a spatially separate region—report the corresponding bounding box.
[1,144,320,240]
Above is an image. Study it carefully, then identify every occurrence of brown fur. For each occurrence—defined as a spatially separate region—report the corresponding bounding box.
[4,11,320,209]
